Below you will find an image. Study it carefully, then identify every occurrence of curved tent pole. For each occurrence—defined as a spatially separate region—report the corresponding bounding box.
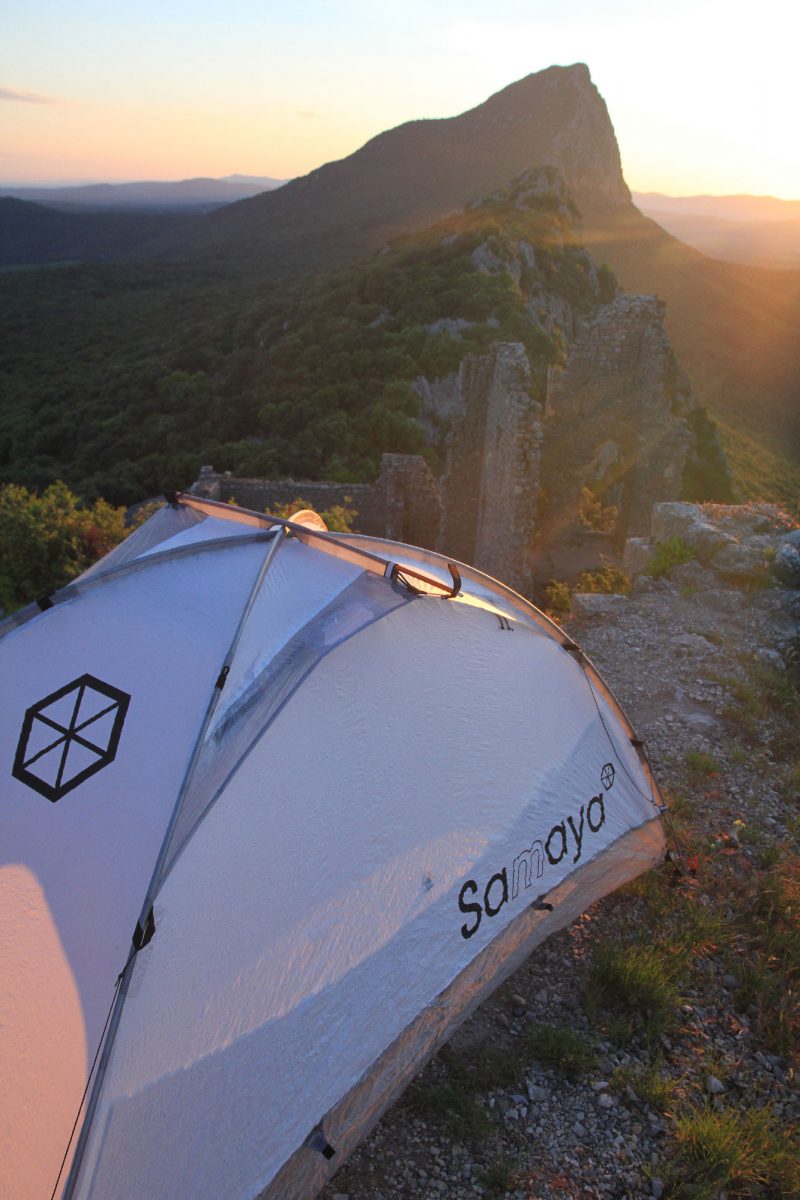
[177,498,667,823]
[0,532,275,642]
[179,494,463,598]
[61,528,289,1200]
[338,531,667,817]
[0,496,464,647]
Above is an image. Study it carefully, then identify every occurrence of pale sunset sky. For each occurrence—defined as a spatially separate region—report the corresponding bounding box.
[1,0,797,197]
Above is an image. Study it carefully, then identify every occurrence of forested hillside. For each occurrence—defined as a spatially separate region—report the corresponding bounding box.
[0,183,610,504]
[0,198,195,267]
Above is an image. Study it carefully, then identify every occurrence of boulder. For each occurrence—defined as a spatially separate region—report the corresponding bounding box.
[631,574,672,595]
[571,593,629,618]
[670,633,717,656]
[681,711,721,734]
[622,537,651,577]
[694,589,743,614]
[683,522,734,562]
[668,560,716,591]
[650,503,733,562]
[650,502,702,541]
[773,540,800,588]
[711,542,771,582]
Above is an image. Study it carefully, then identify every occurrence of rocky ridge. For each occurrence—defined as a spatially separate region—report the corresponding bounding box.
[321,503,799,1200]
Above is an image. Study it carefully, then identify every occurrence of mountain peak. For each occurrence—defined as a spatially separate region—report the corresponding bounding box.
[146,63,630,270]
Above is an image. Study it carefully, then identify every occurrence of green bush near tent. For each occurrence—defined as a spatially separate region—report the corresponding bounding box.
[0,480,129,613]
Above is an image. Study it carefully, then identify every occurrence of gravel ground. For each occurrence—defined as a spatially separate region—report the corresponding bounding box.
[321,566,799,1200]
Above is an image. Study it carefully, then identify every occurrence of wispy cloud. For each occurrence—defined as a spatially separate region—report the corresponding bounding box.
[298,110,317,119]
[0,85,63,106]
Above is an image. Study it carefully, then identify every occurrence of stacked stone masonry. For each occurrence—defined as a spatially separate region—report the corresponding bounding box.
[191,454,441,552]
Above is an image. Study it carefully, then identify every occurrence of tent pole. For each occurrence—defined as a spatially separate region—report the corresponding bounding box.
[61,527,288,1199]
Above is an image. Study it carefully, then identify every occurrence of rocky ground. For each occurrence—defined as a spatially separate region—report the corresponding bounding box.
[321,504,800,1200]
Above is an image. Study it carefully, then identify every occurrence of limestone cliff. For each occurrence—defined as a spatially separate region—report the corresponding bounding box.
[194,168,731,599]
[412,172,730,593]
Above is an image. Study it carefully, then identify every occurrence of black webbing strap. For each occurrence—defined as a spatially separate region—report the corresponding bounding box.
[390,561,461,598]
[305,1124,337,1160]
[132,908,155,951]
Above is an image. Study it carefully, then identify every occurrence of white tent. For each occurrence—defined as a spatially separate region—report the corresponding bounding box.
[0,495,666,1200]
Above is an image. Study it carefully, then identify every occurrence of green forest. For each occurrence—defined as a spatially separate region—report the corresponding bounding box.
[1,179,795,514]
[0,185,629,506]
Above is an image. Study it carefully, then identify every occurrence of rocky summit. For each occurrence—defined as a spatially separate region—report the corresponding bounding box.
[144,64,629,271]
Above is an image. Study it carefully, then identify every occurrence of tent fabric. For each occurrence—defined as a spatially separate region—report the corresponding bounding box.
[0,531,275,1198]
[263,817,665,1200]
[0,496,666,1200]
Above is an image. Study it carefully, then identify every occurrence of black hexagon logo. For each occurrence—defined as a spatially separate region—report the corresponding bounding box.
[601,762,616,791]
[12,674,130,802]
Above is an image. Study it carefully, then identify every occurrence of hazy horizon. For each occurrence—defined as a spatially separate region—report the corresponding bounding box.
[3,176,799,204]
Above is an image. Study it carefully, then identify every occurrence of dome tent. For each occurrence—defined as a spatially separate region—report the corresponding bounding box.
[0,495,666,1200]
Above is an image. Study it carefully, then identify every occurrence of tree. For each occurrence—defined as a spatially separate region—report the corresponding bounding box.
[269,496,356,533]
[0,481,129,613]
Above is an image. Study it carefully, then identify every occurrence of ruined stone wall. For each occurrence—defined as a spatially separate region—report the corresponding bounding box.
[439,344,543,593]
[190,454,440,546]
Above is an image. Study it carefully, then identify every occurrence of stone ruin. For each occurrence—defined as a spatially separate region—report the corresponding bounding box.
[190,452,441,551]
[192,295,722,599]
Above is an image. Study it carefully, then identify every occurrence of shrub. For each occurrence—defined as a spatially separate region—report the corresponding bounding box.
[544,579,571,618]
[402,1044,509,1143]
[268,495,356,533]
[578,485,618,532]
[645,535,695,578]
[577,562,631,595]
[0,481,129,613]
[404,1079,492,1142]
[477,1159,517,1197]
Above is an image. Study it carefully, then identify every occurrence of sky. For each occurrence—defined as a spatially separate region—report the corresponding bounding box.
[1,0,798,197]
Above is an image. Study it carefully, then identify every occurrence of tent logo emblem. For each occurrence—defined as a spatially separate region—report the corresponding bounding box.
[601,762,615,791]
[12,674,130,802]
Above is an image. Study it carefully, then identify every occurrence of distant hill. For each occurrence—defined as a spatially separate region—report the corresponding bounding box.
[0,197,196,267]
[136,64,799,457]
[633,193,800,270]
[633,192,800,224]
[0,175,286,213]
